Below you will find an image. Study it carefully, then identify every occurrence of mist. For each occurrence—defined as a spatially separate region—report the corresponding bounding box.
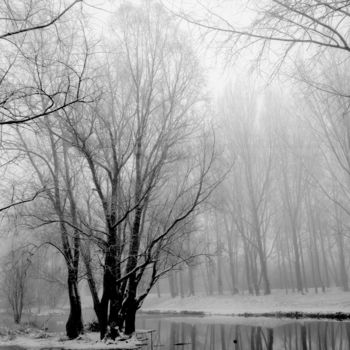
[0,1,350,349]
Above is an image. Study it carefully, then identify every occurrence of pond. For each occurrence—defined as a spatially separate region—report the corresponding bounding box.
[136,315,350,350]
[1,312,350,350]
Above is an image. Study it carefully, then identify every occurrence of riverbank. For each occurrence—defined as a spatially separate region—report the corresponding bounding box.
[0,328,147,349]
[141,288,350,319]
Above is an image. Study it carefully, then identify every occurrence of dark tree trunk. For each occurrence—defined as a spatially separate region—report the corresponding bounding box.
[99,233,120,340]
[123,295,138,335]
[66,273,84,339]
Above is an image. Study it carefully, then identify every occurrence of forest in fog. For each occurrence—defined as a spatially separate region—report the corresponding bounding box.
[1,0,350,341]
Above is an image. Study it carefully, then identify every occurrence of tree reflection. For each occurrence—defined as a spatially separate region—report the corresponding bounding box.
[146,318,350,350]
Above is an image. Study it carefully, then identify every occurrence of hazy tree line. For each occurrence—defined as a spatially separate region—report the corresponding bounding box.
[157,0,350,297]
[156,77,350,298]
[1,0,350,342]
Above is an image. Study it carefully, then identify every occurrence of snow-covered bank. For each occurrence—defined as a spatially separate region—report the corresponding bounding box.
[141,288,350,317]
[0,330,146,349]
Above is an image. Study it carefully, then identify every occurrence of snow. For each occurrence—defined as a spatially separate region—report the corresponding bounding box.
[0,332,146,349]
[1,288,349,349]
[141,288,350,316]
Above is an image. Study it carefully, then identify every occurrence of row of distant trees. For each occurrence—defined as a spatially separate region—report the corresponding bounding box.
[159,0,350,297]
[157,81,350,298]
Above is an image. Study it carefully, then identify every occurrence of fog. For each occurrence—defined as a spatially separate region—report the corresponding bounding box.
[0,0,350,345]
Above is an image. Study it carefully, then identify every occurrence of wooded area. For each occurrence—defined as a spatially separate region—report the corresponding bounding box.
[1,0,350,342]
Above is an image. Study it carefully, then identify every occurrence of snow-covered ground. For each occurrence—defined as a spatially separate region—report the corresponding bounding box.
[141,288,350,316]
[0,331,146,349]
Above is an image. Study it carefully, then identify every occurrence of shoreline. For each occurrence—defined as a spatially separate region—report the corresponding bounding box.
[140,309,350,321]
[140,288,350,321]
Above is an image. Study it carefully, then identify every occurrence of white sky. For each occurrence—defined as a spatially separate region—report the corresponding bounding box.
[82,0,262,100]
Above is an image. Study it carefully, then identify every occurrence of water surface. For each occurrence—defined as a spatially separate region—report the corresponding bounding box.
[136,315,350,350]
[1,312,349,350]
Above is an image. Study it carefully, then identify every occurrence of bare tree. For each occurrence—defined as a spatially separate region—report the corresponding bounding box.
[1,246,32,323]
[175,1,350,60]
[216,80,273,295]
[8,102,96,337]
[59,3,217,338]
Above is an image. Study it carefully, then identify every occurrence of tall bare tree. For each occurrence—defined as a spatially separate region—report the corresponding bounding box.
[60,3,216,338]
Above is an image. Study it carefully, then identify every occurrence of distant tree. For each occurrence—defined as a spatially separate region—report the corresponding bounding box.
[216,80,273,295]
[1,246,32,323]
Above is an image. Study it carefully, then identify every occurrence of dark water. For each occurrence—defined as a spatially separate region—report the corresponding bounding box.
[135,315,350,350]
[1,312,350,349]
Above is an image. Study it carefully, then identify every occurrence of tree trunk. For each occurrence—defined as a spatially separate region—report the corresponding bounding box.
[188,264,195,296]
[309,238,318,293]
[286,241,295,292]
[99,234,120,339]
[156,281,161,298]
[291,227,303,293]
[123,295,138,335]
[318,229,330,288]
[256,236,270,295]
[223,215,237,294]
[179,268,185,298]
[206,260,214,296]
[81,239,110,334]
[336,229,349,291]
[299,235,308,293]
[243,238,253,295]
[326,234,340,286]
[169,270,178,297]
[216,242,224,295]
[66,272,84,339]
[250,250,260,296]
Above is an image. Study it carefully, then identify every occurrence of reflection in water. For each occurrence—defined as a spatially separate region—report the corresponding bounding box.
[135,316,350,350]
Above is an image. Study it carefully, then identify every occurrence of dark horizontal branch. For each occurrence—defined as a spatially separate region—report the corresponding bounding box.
[0,0,83,40]
[0,98,87,125]
[0,189,44,213]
